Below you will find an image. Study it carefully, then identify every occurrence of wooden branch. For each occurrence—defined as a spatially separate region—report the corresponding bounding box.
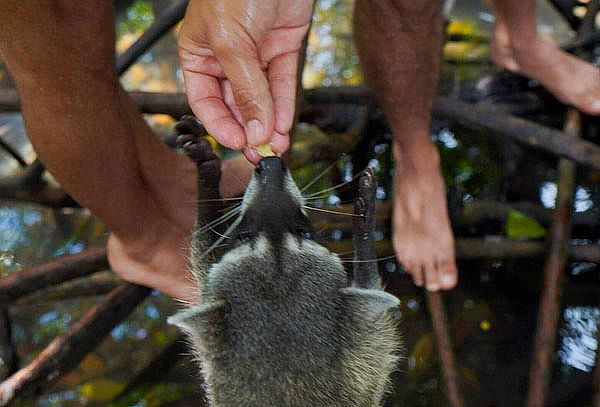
[352,167,379,288]
[433,97,600,172]
[116,0,188,75]
[13,273,118,306]
[0,248,108,306]
[326,238,600,263]
[0,309,18,380]
[526,106,581,407]
[0,159,76,208]
[2,87,600,170]
[0,138,26,168]
[425,292,465,407]
[0,283,150,406]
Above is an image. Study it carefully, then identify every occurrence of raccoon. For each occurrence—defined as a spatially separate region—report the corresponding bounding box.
[169,117,401,407]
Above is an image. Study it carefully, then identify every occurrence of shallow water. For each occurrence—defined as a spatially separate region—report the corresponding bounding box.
[1,1,599,406]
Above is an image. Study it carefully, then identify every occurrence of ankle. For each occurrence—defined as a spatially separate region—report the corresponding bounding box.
[393,139,441,173]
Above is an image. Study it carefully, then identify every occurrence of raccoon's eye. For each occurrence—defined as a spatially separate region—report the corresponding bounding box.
[237,231,254,243]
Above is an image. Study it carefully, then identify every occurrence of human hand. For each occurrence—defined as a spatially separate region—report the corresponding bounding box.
[179,0,314,163]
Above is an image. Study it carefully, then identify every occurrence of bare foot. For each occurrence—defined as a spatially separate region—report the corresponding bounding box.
[491,23,600,115]
[392,144,458,291]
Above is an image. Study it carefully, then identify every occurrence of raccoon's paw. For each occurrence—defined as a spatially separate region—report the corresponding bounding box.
[175,116,216,164]
[175,115,207,137]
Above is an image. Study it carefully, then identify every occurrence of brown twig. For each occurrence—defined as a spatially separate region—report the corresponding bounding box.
[425,291,465,407]
[0,309,18,380]
[0,138,26,168]
[0,248,108,306]
[352,167,380,288]
[526,108,580,407]
[115,0,188,75]
[0,159,76,208]
[0,283,150,406]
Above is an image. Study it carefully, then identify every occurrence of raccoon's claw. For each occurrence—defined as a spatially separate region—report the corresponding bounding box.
[175,116,216,164]
[175,115,207,137]
[178,135,216,164]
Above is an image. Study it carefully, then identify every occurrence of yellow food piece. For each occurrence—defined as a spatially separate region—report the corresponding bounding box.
[256,144,275,157]
[203,135,218,151]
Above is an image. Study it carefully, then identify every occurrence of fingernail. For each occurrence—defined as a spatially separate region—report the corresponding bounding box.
[246,119,263,146]
[591,100,600,110]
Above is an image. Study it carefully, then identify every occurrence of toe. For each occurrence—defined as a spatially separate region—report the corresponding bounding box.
[405,260,424,287]
[438,259,458,290]
[423,261,440,292]
[578,96,600,116]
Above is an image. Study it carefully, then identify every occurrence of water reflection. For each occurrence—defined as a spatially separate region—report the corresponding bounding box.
[559,307,600,372]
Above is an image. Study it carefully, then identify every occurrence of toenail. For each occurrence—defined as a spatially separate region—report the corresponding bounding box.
[427,284,440,292]
[441,274,455,286]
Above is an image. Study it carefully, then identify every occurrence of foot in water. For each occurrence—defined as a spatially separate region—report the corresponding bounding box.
[392,143,458,291]
[491,20,600,115]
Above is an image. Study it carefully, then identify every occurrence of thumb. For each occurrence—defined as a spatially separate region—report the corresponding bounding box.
[215,41,274,147]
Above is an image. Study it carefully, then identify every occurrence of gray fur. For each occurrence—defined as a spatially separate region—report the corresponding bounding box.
[169,160,400,407]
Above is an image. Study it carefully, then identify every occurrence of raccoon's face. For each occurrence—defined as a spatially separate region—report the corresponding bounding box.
[230,156,315,249]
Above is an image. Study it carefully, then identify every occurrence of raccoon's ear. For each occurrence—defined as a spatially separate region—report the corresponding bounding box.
[340,287,400,320]
[167,300,228,331]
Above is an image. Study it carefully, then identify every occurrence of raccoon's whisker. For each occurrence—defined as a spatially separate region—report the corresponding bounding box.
[202,216,242,258]
[195,197,243,203]
[197,210,238,234]
[303,206,365,218]
[304,169,367,199]
[300,156,345,193]
[338,254,398,264]
[209,227,232,239]
[197,206,241,233]
[217,202,243,213]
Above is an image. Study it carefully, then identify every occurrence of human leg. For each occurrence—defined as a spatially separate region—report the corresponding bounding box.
[354,0,457,290]
[491,0,600,115]
[0,1,252,301]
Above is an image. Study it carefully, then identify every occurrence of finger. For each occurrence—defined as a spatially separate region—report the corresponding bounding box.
[221,79,244,125]
[183,70,246,150]
[271,131,290,155]
[243,146,262,164]
[268,51,299,136]
[215,41,274,147]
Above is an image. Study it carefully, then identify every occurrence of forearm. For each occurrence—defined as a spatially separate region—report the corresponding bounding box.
[354,0,443,163]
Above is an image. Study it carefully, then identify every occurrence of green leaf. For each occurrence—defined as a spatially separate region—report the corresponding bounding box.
[80,379,125,402]
[506,210,547,239]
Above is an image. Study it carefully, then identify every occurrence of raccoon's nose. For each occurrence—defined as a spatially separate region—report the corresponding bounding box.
[255,156,284,178]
